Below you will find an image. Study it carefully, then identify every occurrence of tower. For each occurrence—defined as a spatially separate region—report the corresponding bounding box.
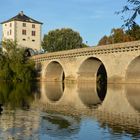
[1,11,43,51]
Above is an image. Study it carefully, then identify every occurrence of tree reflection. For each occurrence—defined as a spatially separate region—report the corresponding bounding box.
[41,113,80,138]
[0,82,38,109]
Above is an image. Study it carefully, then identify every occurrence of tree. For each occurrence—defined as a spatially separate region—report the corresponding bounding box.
[42,28,83,52]
[0,40,35,82]
[0,45,13,81]
[2,39,17,54]
[116,0,140,28]
[98,28,134,45]
[82,43,89,48]
[98,35,112,45]
[110,28,134,43]
[9,48,35,81]
[126,23,140,40]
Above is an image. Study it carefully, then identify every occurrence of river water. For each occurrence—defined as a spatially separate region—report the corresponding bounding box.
[0,82,140,140]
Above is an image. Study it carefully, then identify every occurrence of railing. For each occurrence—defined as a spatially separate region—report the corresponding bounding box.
[32,40,140,62]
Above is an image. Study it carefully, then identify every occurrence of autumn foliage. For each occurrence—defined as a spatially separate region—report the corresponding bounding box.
[98,24,140,45]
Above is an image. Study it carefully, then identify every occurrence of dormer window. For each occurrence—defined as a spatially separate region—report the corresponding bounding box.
[23,23,26,27]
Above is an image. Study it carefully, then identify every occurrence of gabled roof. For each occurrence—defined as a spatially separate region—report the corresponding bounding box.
[1,11,43,24]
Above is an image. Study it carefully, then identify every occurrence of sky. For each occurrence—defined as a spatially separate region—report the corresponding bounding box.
[0,0,130,46]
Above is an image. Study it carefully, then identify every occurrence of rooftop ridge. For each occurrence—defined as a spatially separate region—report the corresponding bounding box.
[1,11,43,24]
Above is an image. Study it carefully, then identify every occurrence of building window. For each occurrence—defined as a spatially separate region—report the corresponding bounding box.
[32,24,35,28]
[10,23,12,27]
[10,30,12,35]
[23,39,26,41]
[22,29,26,35]
[5,24,7,26]
[32,31,36,36]
[23,23,26,27]
[32,39,35,42]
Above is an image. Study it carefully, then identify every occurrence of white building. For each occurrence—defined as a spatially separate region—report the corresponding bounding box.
[1,11,43,51]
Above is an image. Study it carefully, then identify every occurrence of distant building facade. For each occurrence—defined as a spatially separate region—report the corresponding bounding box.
[1,11,43,51]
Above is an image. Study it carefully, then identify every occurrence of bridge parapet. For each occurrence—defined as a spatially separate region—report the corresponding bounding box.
[32,40,140,62]
[32,40,140,83]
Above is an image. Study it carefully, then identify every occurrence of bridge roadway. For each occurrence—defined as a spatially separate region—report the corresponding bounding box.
[32,40,140,83]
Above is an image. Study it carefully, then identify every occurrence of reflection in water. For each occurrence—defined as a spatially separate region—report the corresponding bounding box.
[0,109,41,140]
[78,83,106,108]
[0,82,37,109]
[96,84,140,139]
[42,82,64,102]
[0,82,41,140]
[40,82,140,139]
[125,84,140,112]
[0,82,140,140]
[97,82,107,101]
[0,104,3,114]
[41,113,80,138]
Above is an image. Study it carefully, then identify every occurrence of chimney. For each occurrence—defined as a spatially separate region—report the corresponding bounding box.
[20,11,24,16]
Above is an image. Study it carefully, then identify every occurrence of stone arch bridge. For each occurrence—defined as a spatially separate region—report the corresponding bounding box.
[32,41,140,84]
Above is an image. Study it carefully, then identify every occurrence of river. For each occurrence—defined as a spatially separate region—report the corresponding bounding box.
[0,82,140,140]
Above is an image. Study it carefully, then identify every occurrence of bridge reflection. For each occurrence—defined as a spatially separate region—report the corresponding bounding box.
[125,84,140,112]
[41,82,64,103]
[40,82,140,137]
[40,82,140,113]
[78,82,106,108]
[0,82,140,139]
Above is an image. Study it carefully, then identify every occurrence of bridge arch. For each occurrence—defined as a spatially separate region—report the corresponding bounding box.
[24,48,36,57]
[43,61,65,82]
[126,56,140,83]
[77,57,107,84]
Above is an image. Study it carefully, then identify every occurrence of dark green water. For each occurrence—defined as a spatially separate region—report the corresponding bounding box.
[0,82,140,140]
